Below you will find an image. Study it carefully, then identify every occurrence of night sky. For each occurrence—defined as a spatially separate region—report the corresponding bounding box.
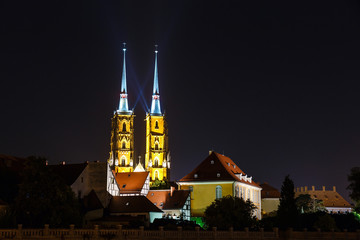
[1,1,360,202]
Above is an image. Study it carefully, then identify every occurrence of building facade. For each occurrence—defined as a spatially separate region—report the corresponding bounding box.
[178,151,262,219]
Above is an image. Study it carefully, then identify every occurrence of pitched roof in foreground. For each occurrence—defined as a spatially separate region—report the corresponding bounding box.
[48,163,88,186]
[260,182,280,199]
[147,189,190,210]
[179,151,260,188]
[109,196,163,214]
[112,171,149,194]
[0,154,27,172]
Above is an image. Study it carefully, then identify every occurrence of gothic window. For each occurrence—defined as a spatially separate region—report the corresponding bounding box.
[121,157,126,166]
[122,141,126,149]
[216,185,222,199]
[235,186,239,197]
[122,122,126,132]
[155,142,159,150]
[155,170,159,180]
[154,158,159,167]
[155,121,159,129]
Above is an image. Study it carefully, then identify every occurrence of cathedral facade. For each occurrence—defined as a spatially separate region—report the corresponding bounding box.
[107,45,170,195]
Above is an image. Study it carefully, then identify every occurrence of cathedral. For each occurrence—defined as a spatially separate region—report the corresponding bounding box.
[107,45,170,195]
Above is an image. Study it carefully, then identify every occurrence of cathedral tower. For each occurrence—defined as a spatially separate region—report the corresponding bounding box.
[108,44,135,173]
[145,47,170,182]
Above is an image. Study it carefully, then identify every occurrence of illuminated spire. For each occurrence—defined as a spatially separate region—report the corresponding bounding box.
[118,43,130,113]
[150,45,162,115]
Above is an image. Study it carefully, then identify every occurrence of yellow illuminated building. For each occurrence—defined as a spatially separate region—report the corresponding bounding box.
[178,151,262,219]
[144,48,170,183]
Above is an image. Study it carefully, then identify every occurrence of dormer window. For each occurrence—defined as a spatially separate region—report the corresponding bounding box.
[194,174,198,178]
[126,202,129,206]
[227,162,230,166]
[233,165,236,169]
[210,160,214,164]
[122,184,126,188]
[217,173,220,177]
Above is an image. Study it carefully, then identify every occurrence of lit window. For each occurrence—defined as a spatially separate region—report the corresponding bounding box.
[126,202,129,206]
[217,173,220,177]
[210,160,214,164]
[216,185,222,199]
[194,174,198,178]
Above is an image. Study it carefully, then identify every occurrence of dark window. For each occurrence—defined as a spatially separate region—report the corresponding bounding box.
[122,122,126,132]
[122,184,126,188]
[121,158,125,166]
[155,121,159,129]
[155,142,159,150]
[122,142,126,149]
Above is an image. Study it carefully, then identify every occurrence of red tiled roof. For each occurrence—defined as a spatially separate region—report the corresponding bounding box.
[179,152,260,187]
[109,196,163,213]
[113,171,148,194]
[295,189,351,208]
[260,182,280,198]
[147,189,190,210]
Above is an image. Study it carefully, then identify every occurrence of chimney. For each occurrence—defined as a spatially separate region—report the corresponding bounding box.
[333,186,336,192]
[322,186,325,191]
[305,186,308,191]
[170,186,175,197]
[312,186,315,191]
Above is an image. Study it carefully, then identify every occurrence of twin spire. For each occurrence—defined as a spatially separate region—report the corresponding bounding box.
[118,44,162,115]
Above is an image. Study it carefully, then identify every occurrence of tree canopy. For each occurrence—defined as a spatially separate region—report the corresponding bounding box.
[204,195,256,230]
[14,156,82,228]
[347,167,360,212]
[277,175,298,229]
[295,194,326,213]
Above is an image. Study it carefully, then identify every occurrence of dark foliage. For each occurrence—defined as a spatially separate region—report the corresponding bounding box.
[347,167,360,212]
[295,194,326,213]
[204,195,256,230]
[14,156,82,228]
[277,175,298,229]
[0,168,20,204]
[150,179,170,190]
[151,218,199,230]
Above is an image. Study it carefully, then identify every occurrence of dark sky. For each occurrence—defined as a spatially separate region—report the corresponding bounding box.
[1,1,360,202]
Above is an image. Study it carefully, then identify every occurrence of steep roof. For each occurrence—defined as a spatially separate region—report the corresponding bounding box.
[112,171,148,194]
[48,163,87,186]
[83,190,104,210]
[260,182,280,198]
[147,189,190,210]
[179,152,260,188]
[109,196,163,213]
[295,189,351,208]
[0,154,27,172]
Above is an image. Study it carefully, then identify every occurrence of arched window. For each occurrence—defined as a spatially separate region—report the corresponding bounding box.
[121,157,126,166]
[216,185,222,199]
[155,121,159,129]
[154,158,159,167]
[122,122,126,132]
[122,141,126,149]
[235,186,239,197]
[247,189,250,200]
[155,170,159,180]
[155,142,159,150]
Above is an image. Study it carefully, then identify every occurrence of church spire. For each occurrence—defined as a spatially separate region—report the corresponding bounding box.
[150,45,162,115]
[118,43,130,113]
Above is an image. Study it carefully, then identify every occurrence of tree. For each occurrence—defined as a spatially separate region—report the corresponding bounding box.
[347,167,360,212]
[204,195,256,230]
[277,175,298,229]
[14,156,82,227]
[295,194,326,213]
